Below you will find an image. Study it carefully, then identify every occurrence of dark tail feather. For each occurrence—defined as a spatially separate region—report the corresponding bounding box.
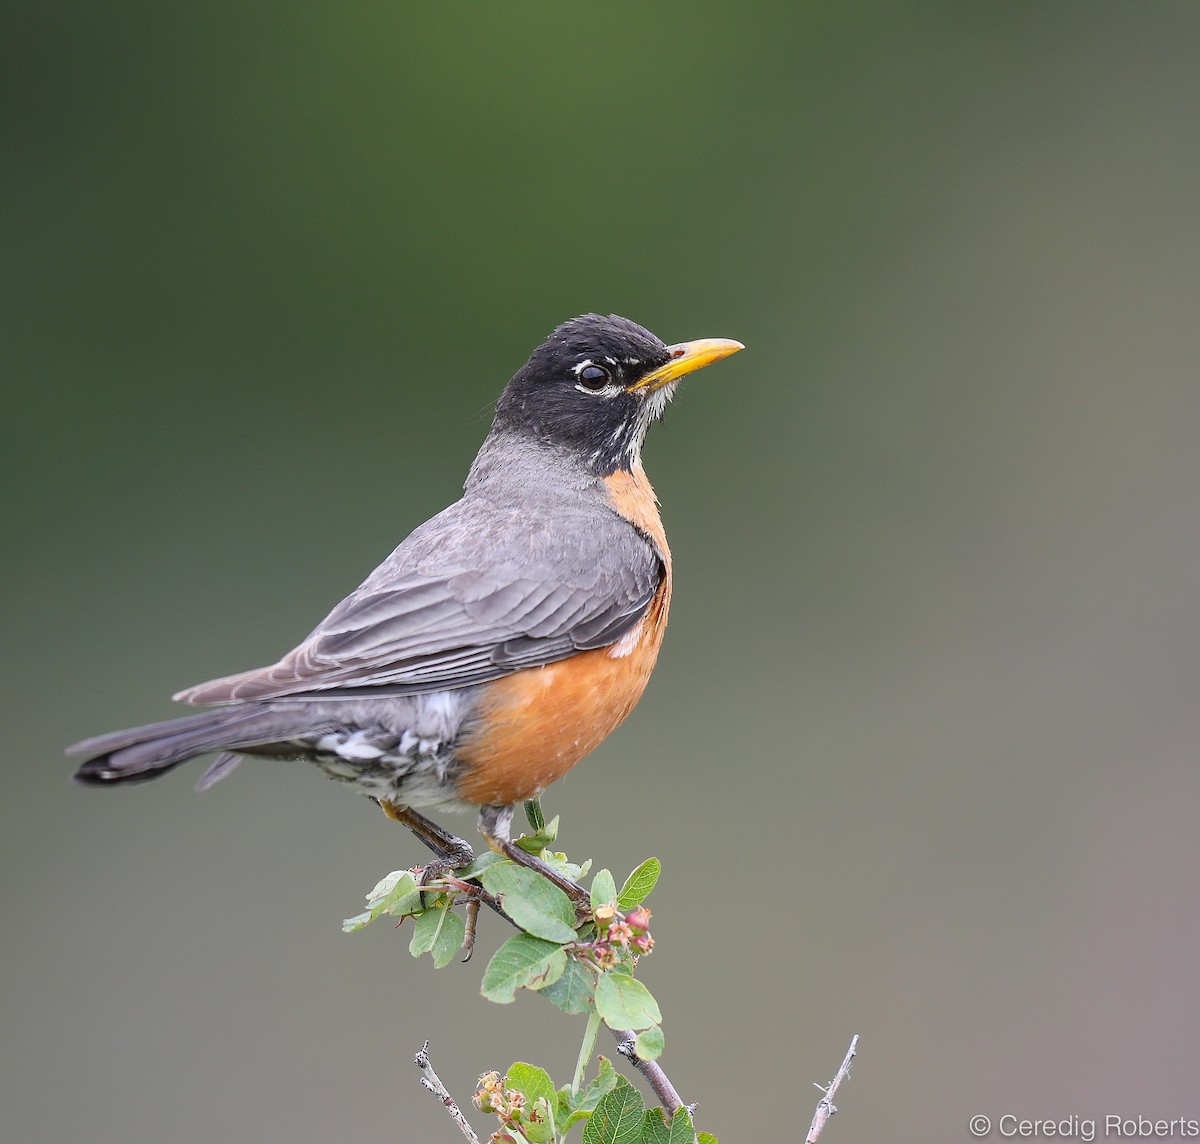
[69,707,306,786]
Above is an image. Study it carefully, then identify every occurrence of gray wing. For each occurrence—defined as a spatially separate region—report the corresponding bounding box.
[176,496,662,705]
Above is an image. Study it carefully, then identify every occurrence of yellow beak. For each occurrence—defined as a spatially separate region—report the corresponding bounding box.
[627,337,745,393]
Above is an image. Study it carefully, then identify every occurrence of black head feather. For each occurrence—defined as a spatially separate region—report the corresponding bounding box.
[493,314,675,475]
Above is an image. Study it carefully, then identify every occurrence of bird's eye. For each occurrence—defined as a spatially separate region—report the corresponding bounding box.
[577,364,611,390]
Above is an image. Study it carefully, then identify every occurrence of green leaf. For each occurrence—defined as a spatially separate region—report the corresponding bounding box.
[582,1077,644,1144]
[430,910,465,968]
[481,862,578,942]
[634,1025,665,1062]
[594,974,662,1032]
[617,858,660,909]
[556,1091,576,1135]
[523,798,546,833]
[408,903,465,968]
[365,870,409,903]
[541,956,596,1014]
[527,951,567,991]
[341,870,421,932]
[697,1134,719,1144]
[408,907,437,956]
[506,1061,556,1112]
[542,849,591,881]
[515,814,560,853]
[641,1106,696,1144]
[590,868,618,912]
[558,1057,619,1133]
[581,1056,619,1107]
[481,934,568,1004]
[379,869,427,917]
[341,910,374,933]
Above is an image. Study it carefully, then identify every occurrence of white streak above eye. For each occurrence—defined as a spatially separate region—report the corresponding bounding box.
[571,359,595,376]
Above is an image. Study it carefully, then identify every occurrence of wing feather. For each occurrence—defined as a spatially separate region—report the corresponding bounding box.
[175,495,662,705]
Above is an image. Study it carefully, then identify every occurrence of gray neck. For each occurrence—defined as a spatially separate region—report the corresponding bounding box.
[465,429,602,499]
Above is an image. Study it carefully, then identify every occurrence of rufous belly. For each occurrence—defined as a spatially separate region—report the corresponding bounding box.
[454,583,669,806]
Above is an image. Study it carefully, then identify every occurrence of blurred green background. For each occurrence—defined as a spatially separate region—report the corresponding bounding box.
[5,3,1200,1140]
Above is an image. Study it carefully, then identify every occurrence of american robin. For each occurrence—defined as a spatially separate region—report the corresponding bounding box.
[70,314,743,901]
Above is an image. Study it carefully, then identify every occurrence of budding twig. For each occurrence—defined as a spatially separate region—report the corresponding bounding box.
[805,1034,860,1144]
[413,1041,481,1144]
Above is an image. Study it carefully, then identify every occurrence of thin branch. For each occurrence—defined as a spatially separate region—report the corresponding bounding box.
[611,1026,689,1119]
[805,1035,860,1144]
[413,1041,481,1144]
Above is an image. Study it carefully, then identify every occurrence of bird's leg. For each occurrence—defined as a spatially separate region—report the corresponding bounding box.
[378,799,476,870]
[478,803,590,910]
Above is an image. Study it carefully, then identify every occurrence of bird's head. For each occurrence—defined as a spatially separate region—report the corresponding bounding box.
[492,313,743,475]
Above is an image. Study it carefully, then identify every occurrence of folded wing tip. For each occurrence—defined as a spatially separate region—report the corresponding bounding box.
[173,677,246,705]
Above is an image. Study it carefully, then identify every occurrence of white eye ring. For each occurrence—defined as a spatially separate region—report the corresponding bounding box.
[574,382,623,399]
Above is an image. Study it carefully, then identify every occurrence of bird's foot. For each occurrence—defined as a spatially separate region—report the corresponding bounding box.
[378,799,476,867]
[414,852,469,888]
[378,800,481,958]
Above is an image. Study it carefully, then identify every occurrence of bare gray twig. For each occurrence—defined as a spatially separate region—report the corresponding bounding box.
[413,1041,481,1144]
[805,1034,860,1144]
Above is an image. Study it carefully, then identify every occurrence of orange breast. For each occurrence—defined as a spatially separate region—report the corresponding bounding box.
[454,465,672,807]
